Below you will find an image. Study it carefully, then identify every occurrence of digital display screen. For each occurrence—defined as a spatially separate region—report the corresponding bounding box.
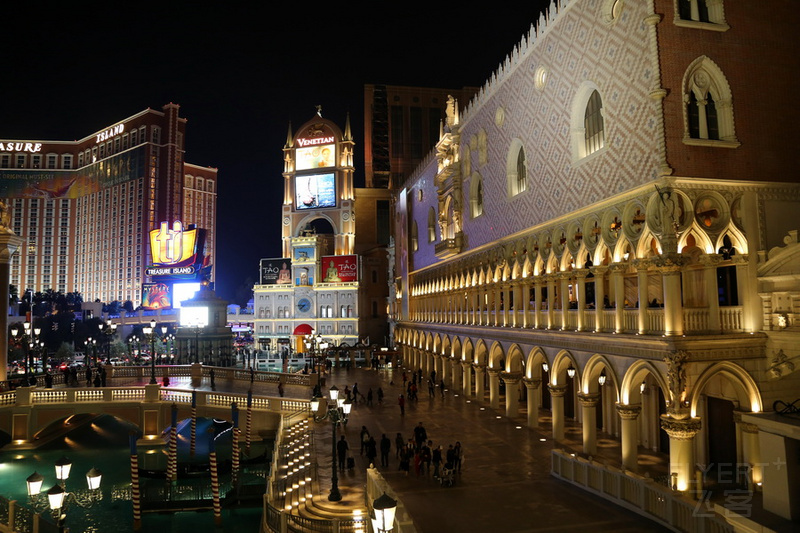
[295,173,335,210]
[296,143,335,170]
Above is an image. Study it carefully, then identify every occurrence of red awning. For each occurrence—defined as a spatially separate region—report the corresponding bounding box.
[292,324,313,336]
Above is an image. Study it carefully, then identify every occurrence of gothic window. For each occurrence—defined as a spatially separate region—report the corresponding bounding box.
[507,140,527,197]
[428,207,436,243]
[683,56,739,147]
[584,91,605,157]
[470,173,484,218]
[411,221,418,252]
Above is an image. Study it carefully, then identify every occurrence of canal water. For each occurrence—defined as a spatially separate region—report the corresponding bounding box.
[0,414,269,532]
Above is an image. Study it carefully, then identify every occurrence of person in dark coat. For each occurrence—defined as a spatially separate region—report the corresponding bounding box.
[380,434,391,467]
[366,436,378,466]
[336,435,349,470]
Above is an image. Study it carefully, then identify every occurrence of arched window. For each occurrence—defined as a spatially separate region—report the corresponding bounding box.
[411,221,418,252]
[584,90,605,157]
[683,56,739,147]
[506,140,527,198]
[427,207,437,243]
[571,84,607,163]
[470,173,484,218]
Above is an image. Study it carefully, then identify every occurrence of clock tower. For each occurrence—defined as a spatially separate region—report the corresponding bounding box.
[253,110,361,361]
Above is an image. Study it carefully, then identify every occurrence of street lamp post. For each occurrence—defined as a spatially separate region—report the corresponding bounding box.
[144,319,157,385]
[311,386,352,501]
[26,457,103,533]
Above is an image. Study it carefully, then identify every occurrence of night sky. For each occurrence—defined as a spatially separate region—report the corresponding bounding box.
[1,2,551,305]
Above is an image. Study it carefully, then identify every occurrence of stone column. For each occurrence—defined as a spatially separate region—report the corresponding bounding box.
[512,282,522,328]
[575,269,588,332]
[735,414,763,487]
[578,392,601,455]
[521,280,531,328]
[450,360,461,391]
[501,372,522,418]
[474,364,486,402]
[616,403,642,471]
[463,361,473,397]
[549,385,568,441]
[493,283,501,327]
[661,415,702,491]
[560,274,570,330]
[610,264,626,333]
[654,254,686,336]
[700,254,722,333]
[523,378,541,428]
[471,287,479,325]
[593,266,608,332]
[498,283,507,327]
[634,259,650,334]
[488,368,501,409]
[0,233,23,382]
[533,279,543,329]
[546,275,556,329]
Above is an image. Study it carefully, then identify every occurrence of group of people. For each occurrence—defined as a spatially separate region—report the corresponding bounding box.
[343,382,385,407]
[397,370,445,410]
[61,364,107,388]
[395,422,463,481]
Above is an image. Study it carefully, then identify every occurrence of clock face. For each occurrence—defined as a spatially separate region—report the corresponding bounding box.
[297,298,311,313]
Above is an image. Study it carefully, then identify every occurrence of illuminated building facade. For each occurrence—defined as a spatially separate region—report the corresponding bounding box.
[392,0,799,524]
[253,113,391,356]
[0,103,217,304]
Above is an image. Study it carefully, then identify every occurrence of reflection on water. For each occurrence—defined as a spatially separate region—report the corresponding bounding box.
[0,414,269,532]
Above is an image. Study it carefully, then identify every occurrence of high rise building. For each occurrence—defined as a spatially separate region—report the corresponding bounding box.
[0,103,217,305]
[392,0,800,525]
[364,84,478,189]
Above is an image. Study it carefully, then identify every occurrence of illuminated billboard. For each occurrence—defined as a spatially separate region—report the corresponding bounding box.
[295,173,335,210]
[260,258,292,285]
[141,282,172,310]
[296,143,335,171]
[321,255,358,283]
[146,220,208,281]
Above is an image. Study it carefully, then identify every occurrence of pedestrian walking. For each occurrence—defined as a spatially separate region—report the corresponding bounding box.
[366,388,373,406]
[380,434,391,467]
[413,422,427,450]
[377,387,384,405]
[100,366,107,387]
[366,436,378,466]
[352,382,360,404]
[421,440,432,477]
[439,378,445,397]
[209,368,216,390]
[336,435,349,470]
[277,381,285,397]
[360,426,370,455]
[398,394,405,415]
[427,379,435,396]
[402,372,407,388]
[85,367,92,387]
[395,433,404,459]
[454,441,463,473]
[432,445,443,479]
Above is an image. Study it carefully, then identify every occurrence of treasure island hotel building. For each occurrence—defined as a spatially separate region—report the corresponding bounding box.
[0,103,217,305]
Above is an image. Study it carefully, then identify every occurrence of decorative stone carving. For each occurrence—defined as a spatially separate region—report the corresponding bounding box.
[615,403,641,420]
[500,371,523,385]
[664,349,690,416]
[577,392,601,408]
[548,384,567,397]
[660,415,701,440]
[523,378,542,390]
[767,349,796,379]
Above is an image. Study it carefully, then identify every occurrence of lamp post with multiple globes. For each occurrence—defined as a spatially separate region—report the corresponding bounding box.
[26,456,102,533]
[310,386,352,502]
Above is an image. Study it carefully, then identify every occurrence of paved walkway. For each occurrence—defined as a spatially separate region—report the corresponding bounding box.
[292,365,670,533]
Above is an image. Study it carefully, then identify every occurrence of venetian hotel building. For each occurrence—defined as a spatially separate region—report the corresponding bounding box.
[393,0,799,526]
[0,103,217,304]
